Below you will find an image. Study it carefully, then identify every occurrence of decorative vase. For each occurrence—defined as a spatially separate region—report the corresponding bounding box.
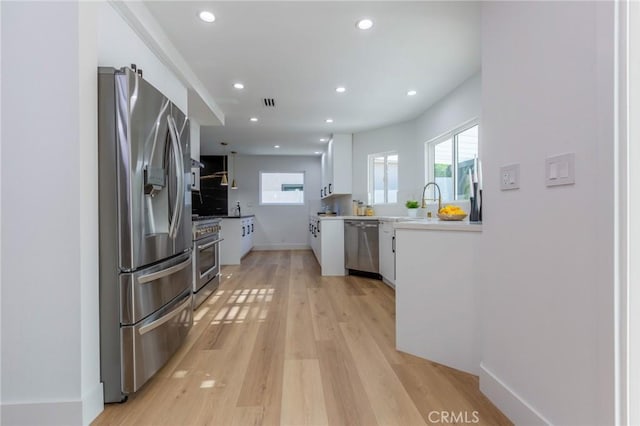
[407,208,418,218]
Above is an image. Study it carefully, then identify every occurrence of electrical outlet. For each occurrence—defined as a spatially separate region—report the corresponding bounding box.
[500,164,520,190]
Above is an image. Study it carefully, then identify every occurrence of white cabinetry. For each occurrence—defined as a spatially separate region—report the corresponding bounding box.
[321,134,352,199]
[395,226,480,374]
[220,216,255,265]
[241,217,255,258]
[379,220,395,286]
[308,217,345,276]
[309,216,320,262]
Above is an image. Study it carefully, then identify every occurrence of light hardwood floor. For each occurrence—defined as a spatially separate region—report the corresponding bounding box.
[93,250,512,426]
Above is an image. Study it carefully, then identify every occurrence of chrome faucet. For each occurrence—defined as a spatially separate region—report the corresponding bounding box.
[421,182,442,212]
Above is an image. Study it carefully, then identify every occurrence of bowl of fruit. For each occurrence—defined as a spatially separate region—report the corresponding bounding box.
[437,205,468,221]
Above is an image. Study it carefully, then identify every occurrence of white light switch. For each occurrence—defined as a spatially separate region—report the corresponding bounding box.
[546,153,575,187]
[500,164,520,191]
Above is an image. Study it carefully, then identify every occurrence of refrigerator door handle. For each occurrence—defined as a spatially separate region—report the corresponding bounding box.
[138,296,192,336]
[167,116,184,239]
[173,117,186,232]
[137,256,192,284]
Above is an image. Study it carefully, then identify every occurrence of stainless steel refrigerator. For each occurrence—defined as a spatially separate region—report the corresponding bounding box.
[98,66,193,403]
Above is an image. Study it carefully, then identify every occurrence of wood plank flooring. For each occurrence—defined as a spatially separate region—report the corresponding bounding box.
[93,250,512,426]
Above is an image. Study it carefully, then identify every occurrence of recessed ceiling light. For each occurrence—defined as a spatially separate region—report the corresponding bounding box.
[250,117,258,122]
[320,138,327,142]
[407,90,417,96]
[325,118,334,123]
[336,86,346,93]
[199,11,216,23]
[274,145,280,148]
[233,82,244,90]
[356,18,374,30]
[315,151,322,155]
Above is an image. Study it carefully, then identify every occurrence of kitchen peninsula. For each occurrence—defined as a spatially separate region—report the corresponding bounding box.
[394,220,482,375]
[220,215,256,265]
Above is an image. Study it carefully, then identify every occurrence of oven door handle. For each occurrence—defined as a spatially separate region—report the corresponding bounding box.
[138,257,191,284]
[197,238,224,251]
[138,295,192,336]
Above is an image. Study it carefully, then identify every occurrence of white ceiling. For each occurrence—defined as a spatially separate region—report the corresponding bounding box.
[144,1,480,156]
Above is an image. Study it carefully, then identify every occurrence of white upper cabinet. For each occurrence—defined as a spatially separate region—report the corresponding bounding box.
[190,119,201,192]
[321,133,352,199]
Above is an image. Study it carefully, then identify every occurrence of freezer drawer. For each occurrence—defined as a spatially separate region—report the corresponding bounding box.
[120,251,192,325]
[121,291,193,394]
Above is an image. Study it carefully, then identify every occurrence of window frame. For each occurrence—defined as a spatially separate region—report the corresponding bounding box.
[424,119,479,201]
[258,171,306,206]
[368,151,399,205]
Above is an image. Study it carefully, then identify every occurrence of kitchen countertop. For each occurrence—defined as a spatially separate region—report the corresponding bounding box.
[195,214,255,219]
[394,219,482,232]
[317,215,377,221]
[314,214,481,231]
[316,215,425,221]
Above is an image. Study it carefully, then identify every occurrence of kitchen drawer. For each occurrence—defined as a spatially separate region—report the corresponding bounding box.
[120,252,192,325]
[120,291,193,394]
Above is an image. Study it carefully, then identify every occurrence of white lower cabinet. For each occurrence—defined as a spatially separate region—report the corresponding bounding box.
[379,220,395,286]
[221,216,255,265]
[395,227,480,375]
[308,217,345,276]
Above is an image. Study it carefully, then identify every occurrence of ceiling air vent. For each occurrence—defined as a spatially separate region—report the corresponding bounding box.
[263,98,276,107]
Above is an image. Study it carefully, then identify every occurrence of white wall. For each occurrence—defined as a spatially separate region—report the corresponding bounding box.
[1,2,103,424]
[479,2,616,424]
[352,121,417,216]
[230,155,321,250]
[0,1,3,420]
[351,74,481,217]
[97,2,188,113]
[628,3,640,423]
[1,2,190,425]
[415,73,481,158]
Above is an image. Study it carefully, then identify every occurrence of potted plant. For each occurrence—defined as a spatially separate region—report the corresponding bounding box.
[405,200,420,217]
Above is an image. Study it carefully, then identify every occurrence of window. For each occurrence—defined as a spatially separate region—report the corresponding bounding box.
[260,172,305,205]
[368,152,398,204]
[426,122,478,201]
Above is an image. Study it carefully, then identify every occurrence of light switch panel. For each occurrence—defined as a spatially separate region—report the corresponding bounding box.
[500,164,520,191]
[546,153,575,187]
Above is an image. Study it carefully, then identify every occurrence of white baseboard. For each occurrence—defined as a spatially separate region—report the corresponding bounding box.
[2,383,104,426]
[252,244,310,251]
[2,400,81,426]
[479,363,551,425]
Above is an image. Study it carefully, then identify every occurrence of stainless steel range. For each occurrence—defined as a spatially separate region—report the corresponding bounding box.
[192,217,223,308]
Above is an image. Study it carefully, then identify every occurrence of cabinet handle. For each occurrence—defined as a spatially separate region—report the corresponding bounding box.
[242,226,245,237]
[192,172,196,187]
[392,235,396,253]
[329,183,332,194]
[251,223,254,232]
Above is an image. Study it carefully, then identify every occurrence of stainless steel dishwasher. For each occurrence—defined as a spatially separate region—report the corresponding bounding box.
[344,220,380,275]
